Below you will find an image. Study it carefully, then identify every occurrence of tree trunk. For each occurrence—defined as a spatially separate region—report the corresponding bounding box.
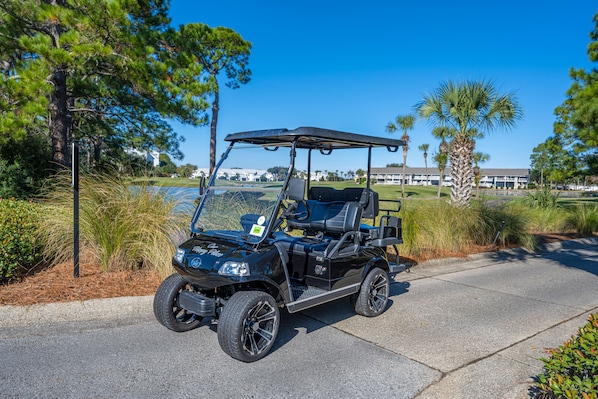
[209,81,219,177]
[424,155,428,185]
[49,68,69,167]
[437,169,443,198]
[401,148,407,198]
[48,3,69,168]
[93,136,103,167]
[449,138,475,206]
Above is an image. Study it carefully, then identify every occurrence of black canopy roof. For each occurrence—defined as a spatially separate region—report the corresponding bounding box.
[224,126,404,151]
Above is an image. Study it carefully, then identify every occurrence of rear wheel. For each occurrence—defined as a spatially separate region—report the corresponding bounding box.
[352,267,390,317]
[217,291,280,362]
[153,274,202,332]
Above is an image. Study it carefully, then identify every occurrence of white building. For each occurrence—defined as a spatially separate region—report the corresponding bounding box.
[191,168,274,182]
[126,149,160,167]
[371,167,530,189]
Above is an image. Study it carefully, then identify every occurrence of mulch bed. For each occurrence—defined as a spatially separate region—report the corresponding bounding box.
[0,262,162,306]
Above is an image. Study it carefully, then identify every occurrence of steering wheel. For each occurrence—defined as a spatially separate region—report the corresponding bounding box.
[293,200,311,221]
[282,200,311,222]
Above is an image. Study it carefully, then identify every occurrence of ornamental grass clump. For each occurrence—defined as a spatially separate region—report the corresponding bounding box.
[507,200,568,234]
[39,172,193,277]
[398,200,534,259]
[563,204,598,235]
[536,313,598,399]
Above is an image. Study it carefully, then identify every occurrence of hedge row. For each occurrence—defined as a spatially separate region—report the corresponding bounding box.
[0,198,42,279]
[537,313,598,399]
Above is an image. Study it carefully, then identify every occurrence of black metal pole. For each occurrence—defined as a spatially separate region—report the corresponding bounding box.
[490,220,506,251]
[73,140,80,278]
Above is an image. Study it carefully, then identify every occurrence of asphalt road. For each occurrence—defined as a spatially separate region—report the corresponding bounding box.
[1,237,597,399]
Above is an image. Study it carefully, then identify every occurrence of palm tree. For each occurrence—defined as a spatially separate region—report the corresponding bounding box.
[416,80,523,206]
[473,152,490,197]
[355,168,365,183]
[432,127,453,198]
[386,114,416,198]
[432,151,448,198]
[418,143,430,185]
[314,170,321,181]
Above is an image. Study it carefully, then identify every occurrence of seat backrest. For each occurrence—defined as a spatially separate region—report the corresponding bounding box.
[286,178,306,201]
[307,187,379,219]
[360,189,379,219]
[324,201,362,235]
[308,187,335,202]
[286,200,362,237]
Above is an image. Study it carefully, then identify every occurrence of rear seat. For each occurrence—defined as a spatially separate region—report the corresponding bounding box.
[286,200,362,237]
[280,187,378,260]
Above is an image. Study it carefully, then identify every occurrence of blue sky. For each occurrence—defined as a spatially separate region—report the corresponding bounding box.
[168,1,596,171]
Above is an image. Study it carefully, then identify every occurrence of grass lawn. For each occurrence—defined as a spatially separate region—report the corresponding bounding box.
[134,177,598,207]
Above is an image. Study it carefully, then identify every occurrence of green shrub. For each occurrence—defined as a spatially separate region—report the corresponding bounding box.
[0,199,42,279]
[39,172,193,277]
[536,313,598,399]
[0,133,52,199]
[523,186,560,209]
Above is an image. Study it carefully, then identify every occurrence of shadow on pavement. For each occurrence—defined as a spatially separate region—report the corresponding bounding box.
[484,238,598,274]
[269,280,411,355]
[542,247,598,276]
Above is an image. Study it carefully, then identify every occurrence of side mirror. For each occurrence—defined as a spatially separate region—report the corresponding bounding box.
[199,176,206,196]
[286,178,305,201]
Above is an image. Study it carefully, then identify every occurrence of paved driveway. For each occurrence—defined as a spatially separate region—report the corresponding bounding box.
[1,237,597,398]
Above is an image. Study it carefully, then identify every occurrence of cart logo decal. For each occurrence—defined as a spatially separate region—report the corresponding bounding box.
[192,243,224,257]
[250,224,265,237]
[189,257,202,267]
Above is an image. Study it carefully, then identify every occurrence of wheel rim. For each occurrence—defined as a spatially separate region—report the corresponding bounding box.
[367,273,388,312]
[241,300,278,356]
[173,285,200,325]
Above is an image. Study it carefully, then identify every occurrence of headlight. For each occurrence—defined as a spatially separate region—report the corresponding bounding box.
[218,261,250,276]
[174,248,185,263]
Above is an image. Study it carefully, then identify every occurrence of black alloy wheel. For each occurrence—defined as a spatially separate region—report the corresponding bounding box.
[352,267,390,317]
[217,291,280,362]
[153,273,202,332]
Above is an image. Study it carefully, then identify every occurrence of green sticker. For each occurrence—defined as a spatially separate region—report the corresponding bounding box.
[250,224,265,236]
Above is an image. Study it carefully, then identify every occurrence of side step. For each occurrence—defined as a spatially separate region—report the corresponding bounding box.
[286,283,360,314]
[389,262,407,275]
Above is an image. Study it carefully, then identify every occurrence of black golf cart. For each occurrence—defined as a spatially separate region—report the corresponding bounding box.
[153,127,408,362]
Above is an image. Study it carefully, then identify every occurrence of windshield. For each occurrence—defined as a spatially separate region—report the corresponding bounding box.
[191,143,287,244]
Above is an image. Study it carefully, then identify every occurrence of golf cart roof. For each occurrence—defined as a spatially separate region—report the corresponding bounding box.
[224,126,405,151]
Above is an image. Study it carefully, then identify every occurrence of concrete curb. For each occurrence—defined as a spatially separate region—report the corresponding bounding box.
[0,295,154,328]
[1,236,596,329]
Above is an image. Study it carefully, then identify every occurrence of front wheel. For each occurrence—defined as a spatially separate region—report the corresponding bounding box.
[153,273,202,332]
[217,291,280,362]
[351,267,390,317]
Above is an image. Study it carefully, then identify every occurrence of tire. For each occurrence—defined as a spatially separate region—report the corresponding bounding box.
[352,267,390,317]
[153,273,202,332]
[217,291,280,362]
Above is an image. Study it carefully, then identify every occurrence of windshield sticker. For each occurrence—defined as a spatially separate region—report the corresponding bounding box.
[192,243,224,257]
[250,224,265,237]
[257,215,266,225]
